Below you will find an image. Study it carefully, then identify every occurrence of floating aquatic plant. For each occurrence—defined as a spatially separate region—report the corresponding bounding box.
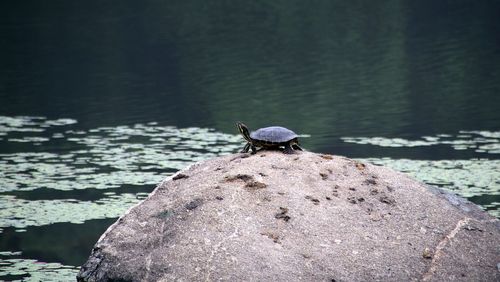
[0,116,242,233]
[0,251,78,282]
[341,131,500,154]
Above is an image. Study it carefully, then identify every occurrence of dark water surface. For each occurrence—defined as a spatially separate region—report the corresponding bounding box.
[1,1,499,280]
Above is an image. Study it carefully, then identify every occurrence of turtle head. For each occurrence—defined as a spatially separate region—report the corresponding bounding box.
[236,122,252,142]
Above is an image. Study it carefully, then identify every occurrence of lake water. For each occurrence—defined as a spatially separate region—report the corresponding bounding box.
[1,1,499,280]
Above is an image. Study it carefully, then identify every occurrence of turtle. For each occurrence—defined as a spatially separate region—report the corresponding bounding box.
[236,122,303,154]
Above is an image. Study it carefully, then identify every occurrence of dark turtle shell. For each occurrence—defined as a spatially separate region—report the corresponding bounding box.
[250,126,298,143]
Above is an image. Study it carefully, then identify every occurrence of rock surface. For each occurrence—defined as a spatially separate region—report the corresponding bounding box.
[77,151,500,281]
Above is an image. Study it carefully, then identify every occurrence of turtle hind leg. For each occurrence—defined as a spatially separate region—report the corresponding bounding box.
[240,143,251,153]
[250,145,257,154]
[283,143,294,154]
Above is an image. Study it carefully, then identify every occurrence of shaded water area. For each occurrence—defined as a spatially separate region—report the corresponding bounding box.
[1,1,499,280]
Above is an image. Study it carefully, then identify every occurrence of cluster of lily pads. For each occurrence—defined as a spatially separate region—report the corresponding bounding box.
[0,251,78,282]
[341,131,500,154]
[0,116,242,233]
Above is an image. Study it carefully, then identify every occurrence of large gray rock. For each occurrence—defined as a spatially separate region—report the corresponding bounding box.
[77,151,500,281]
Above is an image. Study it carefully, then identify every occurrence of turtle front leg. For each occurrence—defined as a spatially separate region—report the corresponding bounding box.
[292,144,303,151]
[240,143,251,153]
[283,143,294,154]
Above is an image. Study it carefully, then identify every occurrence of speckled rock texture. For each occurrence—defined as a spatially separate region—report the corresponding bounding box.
[77,151,500,281]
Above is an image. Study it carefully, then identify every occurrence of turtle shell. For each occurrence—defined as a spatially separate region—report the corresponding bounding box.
[250,126,298,143]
